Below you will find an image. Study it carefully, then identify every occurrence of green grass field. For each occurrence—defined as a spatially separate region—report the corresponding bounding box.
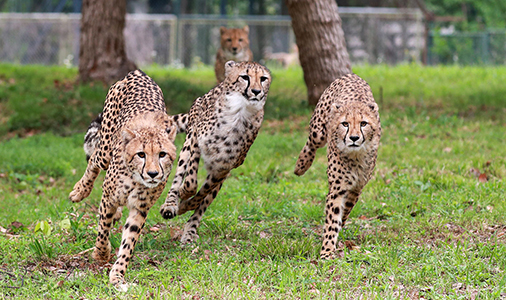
[0,64,505,299]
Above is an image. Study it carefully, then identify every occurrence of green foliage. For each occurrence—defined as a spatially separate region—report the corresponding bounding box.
[426,0,506,29]
[0,65,505,298]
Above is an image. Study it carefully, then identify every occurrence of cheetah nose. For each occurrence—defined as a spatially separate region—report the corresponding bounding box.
[232,47,238,52]
[251,89,261,96]
[349,136,360,142]
[147,171,159,178]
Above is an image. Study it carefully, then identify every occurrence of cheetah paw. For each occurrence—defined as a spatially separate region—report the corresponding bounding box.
[319,251,337,260]
[180,233,199,244]
[69,188,86,203]
[160,203,178,219]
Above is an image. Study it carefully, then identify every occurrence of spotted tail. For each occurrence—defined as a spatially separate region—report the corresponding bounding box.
[83,113,103,162]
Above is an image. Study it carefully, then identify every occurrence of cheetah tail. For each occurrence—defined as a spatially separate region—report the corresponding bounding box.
[83,113,103,162]
[171,113,188,134]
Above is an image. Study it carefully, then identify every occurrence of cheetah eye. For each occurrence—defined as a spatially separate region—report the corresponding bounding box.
[240,75,249,81]
[238,38,243,42]
[159,152,166,158]
[260,76,268,82]
[137,152,145,158]
[360,121,368,127]
[341,122,349,127]
[226,38,232,42]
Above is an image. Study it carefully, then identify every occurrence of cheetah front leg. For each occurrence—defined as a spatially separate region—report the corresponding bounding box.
[294,123,327,176]
[109,207,148,287]
[92,193,117,263]
[178,172,227,216]
[69,151,102,202]
[320,156,361,259]
[180,182,223,244]
[160,132,194,219]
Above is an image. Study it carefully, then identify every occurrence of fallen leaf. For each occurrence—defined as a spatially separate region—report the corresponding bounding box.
[11,221,24,228]
[358,215,367,220]
[443,147,452,153]
[478,173,488,183]
[344,240,360,251]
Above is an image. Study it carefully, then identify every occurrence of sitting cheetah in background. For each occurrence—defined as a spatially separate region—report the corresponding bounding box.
[159,61,272,244]
[69,70,177,288]
[294,73,381,260]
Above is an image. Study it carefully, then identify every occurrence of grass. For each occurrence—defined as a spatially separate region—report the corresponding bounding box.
[0,64,505,299]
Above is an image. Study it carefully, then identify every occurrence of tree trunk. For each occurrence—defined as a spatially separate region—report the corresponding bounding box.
[285,0,352,105]
[79,0,136,84]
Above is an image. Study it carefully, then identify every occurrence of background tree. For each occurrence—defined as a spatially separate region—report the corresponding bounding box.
[285,0,352,105]
[79,0,136,83]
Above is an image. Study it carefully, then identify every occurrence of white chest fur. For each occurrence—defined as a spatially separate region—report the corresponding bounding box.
[223,92,263,122]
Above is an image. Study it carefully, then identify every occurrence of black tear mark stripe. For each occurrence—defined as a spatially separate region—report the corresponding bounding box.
[343,127,349,144]
[242,76,250,99]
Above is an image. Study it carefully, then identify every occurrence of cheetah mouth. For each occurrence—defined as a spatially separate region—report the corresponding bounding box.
[143,179,160,187]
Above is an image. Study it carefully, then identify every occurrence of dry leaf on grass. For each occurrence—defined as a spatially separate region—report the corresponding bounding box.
[478,173,488,183]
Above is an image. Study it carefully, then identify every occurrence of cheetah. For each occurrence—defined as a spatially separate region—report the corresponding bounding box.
[294,73,381,260]
[215,26,253,83]
[69,70,177,287]
[159,61,271,244]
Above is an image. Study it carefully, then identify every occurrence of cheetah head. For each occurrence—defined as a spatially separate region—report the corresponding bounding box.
[328,101,380,153]
[122,112,177,188]
[224,61,271,105]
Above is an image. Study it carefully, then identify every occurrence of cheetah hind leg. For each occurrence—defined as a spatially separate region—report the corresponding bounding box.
[180,183,223,244]
[178,147,200,201]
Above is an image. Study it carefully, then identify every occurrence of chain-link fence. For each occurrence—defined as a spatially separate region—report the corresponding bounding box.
[427,29,506,65]
[0,8,440,67]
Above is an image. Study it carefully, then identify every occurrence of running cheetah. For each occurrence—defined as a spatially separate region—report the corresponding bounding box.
[69,70,177,287]
[160,61,271,244]
[295,73,381,259]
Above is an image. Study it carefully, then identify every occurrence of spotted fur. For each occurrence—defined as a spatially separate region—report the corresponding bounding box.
[294,73,381,259]
[160,61,271,244]
[69,70,177,287]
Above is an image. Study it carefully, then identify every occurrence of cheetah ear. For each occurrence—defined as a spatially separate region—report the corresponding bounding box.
[122,128,136,145]
[330,102,342,113]
[368,103,378,112]
[224,60,236,77]
[242,25,249,34]
[220,26,227,35]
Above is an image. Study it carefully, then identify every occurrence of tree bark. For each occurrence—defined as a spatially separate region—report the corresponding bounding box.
[79,0,137,84]
[285,0,352,105]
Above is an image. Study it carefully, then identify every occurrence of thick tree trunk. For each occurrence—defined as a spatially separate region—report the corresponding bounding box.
[79,0,137,84]
[285,0,352,105]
